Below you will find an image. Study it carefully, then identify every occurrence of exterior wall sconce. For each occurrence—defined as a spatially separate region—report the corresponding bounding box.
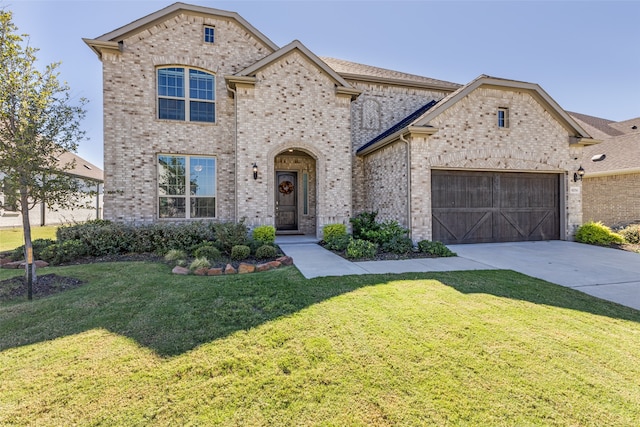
[573,166,585,182]
[252,163,258,180]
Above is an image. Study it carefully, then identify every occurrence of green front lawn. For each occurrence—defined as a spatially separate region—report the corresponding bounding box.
[1,264,639,425]
[0,226,58,252]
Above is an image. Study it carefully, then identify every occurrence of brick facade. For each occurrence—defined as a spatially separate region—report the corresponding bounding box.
[583,173,640,227]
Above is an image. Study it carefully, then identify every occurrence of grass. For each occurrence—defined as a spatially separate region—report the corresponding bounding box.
[1,263,640,425]
[0,226,58,252]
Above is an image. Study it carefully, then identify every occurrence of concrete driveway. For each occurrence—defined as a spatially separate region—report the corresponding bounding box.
[450,241,640,311]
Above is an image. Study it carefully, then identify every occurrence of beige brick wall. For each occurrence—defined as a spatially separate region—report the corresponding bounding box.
[101,13,273,223]
[348,83,450,214]
[583,173,640,227]
[235,51,353,236]
[364,86,584,241]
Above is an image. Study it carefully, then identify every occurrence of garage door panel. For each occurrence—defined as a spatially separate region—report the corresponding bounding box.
[432,171,560,244]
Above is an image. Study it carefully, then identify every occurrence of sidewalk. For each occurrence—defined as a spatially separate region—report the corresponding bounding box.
[276,235,492,279]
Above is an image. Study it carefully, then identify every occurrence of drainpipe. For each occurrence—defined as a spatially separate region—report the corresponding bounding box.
[399,133,412,238]
[227,84,238,222]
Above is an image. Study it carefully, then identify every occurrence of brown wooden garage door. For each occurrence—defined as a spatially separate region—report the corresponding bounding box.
[432,170,560,244]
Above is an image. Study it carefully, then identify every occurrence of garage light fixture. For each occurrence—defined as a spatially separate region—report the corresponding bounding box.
[252,163,258,180]
[573,166,585,182]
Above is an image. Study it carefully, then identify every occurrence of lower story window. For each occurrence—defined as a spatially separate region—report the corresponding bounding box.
[158,154,216,219]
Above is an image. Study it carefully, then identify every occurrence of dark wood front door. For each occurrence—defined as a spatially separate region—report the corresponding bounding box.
[432,170,560,244]
[276,171,298,230]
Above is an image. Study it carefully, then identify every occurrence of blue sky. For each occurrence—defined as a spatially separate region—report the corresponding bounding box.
[7,0,640,168]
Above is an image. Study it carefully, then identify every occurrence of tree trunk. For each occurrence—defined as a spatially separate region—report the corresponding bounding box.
[20,187,36,300]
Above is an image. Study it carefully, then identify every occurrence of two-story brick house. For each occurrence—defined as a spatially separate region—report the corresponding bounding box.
[84,2,598,244]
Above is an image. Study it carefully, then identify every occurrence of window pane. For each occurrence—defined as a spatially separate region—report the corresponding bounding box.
[189,101,215,122]
[190,157,216,196]
[158,68,184,97]
[189,70,215,100]
[204,27,215,43]
[159,98,185,120]
[159,197,186,218]
[158,155,186,196]
[191,197,216,218]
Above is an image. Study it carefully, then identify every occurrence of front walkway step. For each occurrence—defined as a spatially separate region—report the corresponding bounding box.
[278,243,368,279]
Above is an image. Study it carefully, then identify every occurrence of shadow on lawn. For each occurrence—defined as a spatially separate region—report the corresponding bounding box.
[1,265,638,358]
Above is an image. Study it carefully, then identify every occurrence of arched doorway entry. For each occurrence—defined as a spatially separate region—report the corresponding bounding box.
[274,148,317,235]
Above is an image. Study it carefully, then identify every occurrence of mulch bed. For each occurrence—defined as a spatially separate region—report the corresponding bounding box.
[0,273,85,301]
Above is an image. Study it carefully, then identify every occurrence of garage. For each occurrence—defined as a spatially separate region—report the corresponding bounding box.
[431,170,560,244]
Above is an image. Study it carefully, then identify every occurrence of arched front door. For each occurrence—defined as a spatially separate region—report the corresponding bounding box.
[275,171,297,230]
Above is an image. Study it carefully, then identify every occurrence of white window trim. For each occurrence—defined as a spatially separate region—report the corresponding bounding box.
[204,26,215,44]
[498,107,509,129]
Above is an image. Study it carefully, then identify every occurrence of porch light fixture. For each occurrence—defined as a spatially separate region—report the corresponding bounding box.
[252,162,258,180]
[573,166,585,182]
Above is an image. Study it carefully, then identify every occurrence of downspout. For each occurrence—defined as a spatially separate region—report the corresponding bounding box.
[227,84,238,222]
[399,133,412,238]
[96,182,101,219]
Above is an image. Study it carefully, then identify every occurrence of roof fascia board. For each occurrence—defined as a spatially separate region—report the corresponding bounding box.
[357,127,438,156]
[93,2,278,52]
[83,39,120,59]
[237,40,358,92]
[225,75,257,87]
[339,72,461,92]
[569,137,601,146]
[415,76,593,138]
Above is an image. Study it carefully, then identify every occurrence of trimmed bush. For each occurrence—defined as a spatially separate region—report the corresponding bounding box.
[189,257,211,271]
[230,244,251,260]
[575,221,625,246]
[418,240,456,257]
[40,239,88,265]
[346,239,378,259]
[255,244,278,259]
[620,224,640,244]
[381,235,414,254]
[192,243,222,261]
[350,211,379,241]
[323,223,347,242]
[252,225,276,246]
[11,238,56,261]
[324,234,351,251]
[213,220,249,254]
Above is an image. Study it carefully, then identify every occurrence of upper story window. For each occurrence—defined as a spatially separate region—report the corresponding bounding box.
[497,107,509,128]
[157,67,215,123]
[204,26,215,44]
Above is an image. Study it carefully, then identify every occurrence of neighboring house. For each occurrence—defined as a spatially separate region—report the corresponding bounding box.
[84,2,598,244]
[0,152,104,227]
[571,112,640,227]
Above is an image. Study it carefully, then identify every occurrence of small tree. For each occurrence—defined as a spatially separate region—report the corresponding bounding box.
[0,10,88,299]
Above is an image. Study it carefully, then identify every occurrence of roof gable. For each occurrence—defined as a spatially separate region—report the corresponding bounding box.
[230,40,361,99]
[85,2,278,57]
[413,75,593,140]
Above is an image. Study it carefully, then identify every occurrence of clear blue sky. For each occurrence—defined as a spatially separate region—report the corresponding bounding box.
[7,0,640,168]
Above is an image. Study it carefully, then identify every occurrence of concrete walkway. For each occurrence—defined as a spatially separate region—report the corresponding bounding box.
[277,236,640,311]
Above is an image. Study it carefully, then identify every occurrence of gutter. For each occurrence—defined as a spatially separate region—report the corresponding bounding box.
[227,84,238,221]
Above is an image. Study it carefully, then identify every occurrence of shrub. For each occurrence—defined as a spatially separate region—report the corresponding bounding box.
[40,239,88,265]
[418,240,456,257]
[370,220,409,246]
[255,244,278,259]
[213,220,249,254]
[620,224,640,244]
[350,211,379,241]
[11,238,56,261]
[575,221,625,246]
[164,249,187,263]
[381,235,414,254]
[189,257,211,271]
[346,239,378,259]
[230,244,251,260]
[252,225,276,246]
[324,234,351,251]
[193,243,222,261]
[323,223,347,242]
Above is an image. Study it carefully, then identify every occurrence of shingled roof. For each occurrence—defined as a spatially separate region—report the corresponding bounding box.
[321,57,461,92]
[568,111,625,140]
